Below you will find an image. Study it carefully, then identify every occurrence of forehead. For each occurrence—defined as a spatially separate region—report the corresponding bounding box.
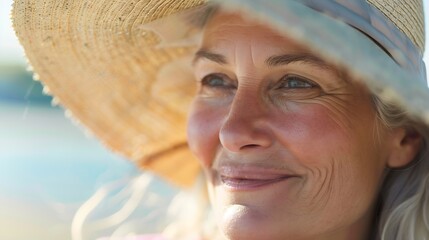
[198,12,342,72]
[201,12,307,52]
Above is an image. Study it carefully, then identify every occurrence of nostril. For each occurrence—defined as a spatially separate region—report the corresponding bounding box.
[240,144,262,150]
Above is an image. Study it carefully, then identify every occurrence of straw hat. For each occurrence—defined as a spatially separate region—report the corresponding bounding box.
[12,0,428,187]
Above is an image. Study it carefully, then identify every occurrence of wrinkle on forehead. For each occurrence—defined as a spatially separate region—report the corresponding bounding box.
[202,11,292,47]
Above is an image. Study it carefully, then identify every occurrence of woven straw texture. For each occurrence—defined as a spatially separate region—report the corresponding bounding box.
[367,0,425,53]
[12,0,425,187]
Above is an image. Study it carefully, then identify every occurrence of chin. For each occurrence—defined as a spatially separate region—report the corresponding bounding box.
[217,204,287,240]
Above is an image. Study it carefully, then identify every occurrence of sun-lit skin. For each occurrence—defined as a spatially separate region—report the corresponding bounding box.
[186,12,401,240]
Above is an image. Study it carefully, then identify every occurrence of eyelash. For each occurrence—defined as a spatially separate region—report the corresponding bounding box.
[276,75,318,89]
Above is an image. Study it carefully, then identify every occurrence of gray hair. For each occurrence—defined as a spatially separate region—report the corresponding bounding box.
[372,95,429,240]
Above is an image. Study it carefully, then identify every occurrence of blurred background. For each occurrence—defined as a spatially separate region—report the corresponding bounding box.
[1,1,429,240]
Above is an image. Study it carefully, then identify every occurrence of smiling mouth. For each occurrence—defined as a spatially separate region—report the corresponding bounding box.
[215,165,298,191]
[220,175,293,190]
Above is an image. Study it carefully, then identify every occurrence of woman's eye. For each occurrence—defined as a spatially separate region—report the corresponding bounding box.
[197,73,236,97]
[201,74,234,89]
[278,75,316,89]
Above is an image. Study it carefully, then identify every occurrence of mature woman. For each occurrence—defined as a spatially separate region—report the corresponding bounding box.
[12,0,429,239]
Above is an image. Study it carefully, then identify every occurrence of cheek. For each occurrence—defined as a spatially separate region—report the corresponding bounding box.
[187,100,224,168]
[274,103,384,212]
[271,103,354,158]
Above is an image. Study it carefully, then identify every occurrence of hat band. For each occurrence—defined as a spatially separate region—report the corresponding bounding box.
[299,0,426,83]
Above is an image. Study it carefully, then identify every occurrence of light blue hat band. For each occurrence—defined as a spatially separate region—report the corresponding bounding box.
[300,0,425,83]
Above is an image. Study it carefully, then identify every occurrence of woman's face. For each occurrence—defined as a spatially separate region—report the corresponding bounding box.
[187,12,392,240]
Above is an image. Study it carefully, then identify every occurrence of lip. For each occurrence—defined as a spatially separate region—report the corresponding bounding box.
[216,165,298,191]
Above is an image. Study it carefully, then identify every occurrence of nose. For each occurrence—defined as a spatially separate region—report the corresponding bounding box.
[219,89,274,152]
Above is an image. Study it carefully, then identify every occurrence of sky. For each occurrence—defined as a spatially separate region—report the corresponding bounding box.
[1,1,429,69]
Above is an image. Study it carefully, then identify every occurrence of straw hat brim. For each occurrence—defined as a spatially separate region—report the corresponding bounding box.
[12,0,429,187]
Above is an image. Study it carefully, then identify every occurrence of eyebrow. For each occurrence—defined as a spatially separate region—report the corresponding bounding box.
[266,54,345,80]
[193,49,332,70]
[265,54,331,69]
[193,49,227,65]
